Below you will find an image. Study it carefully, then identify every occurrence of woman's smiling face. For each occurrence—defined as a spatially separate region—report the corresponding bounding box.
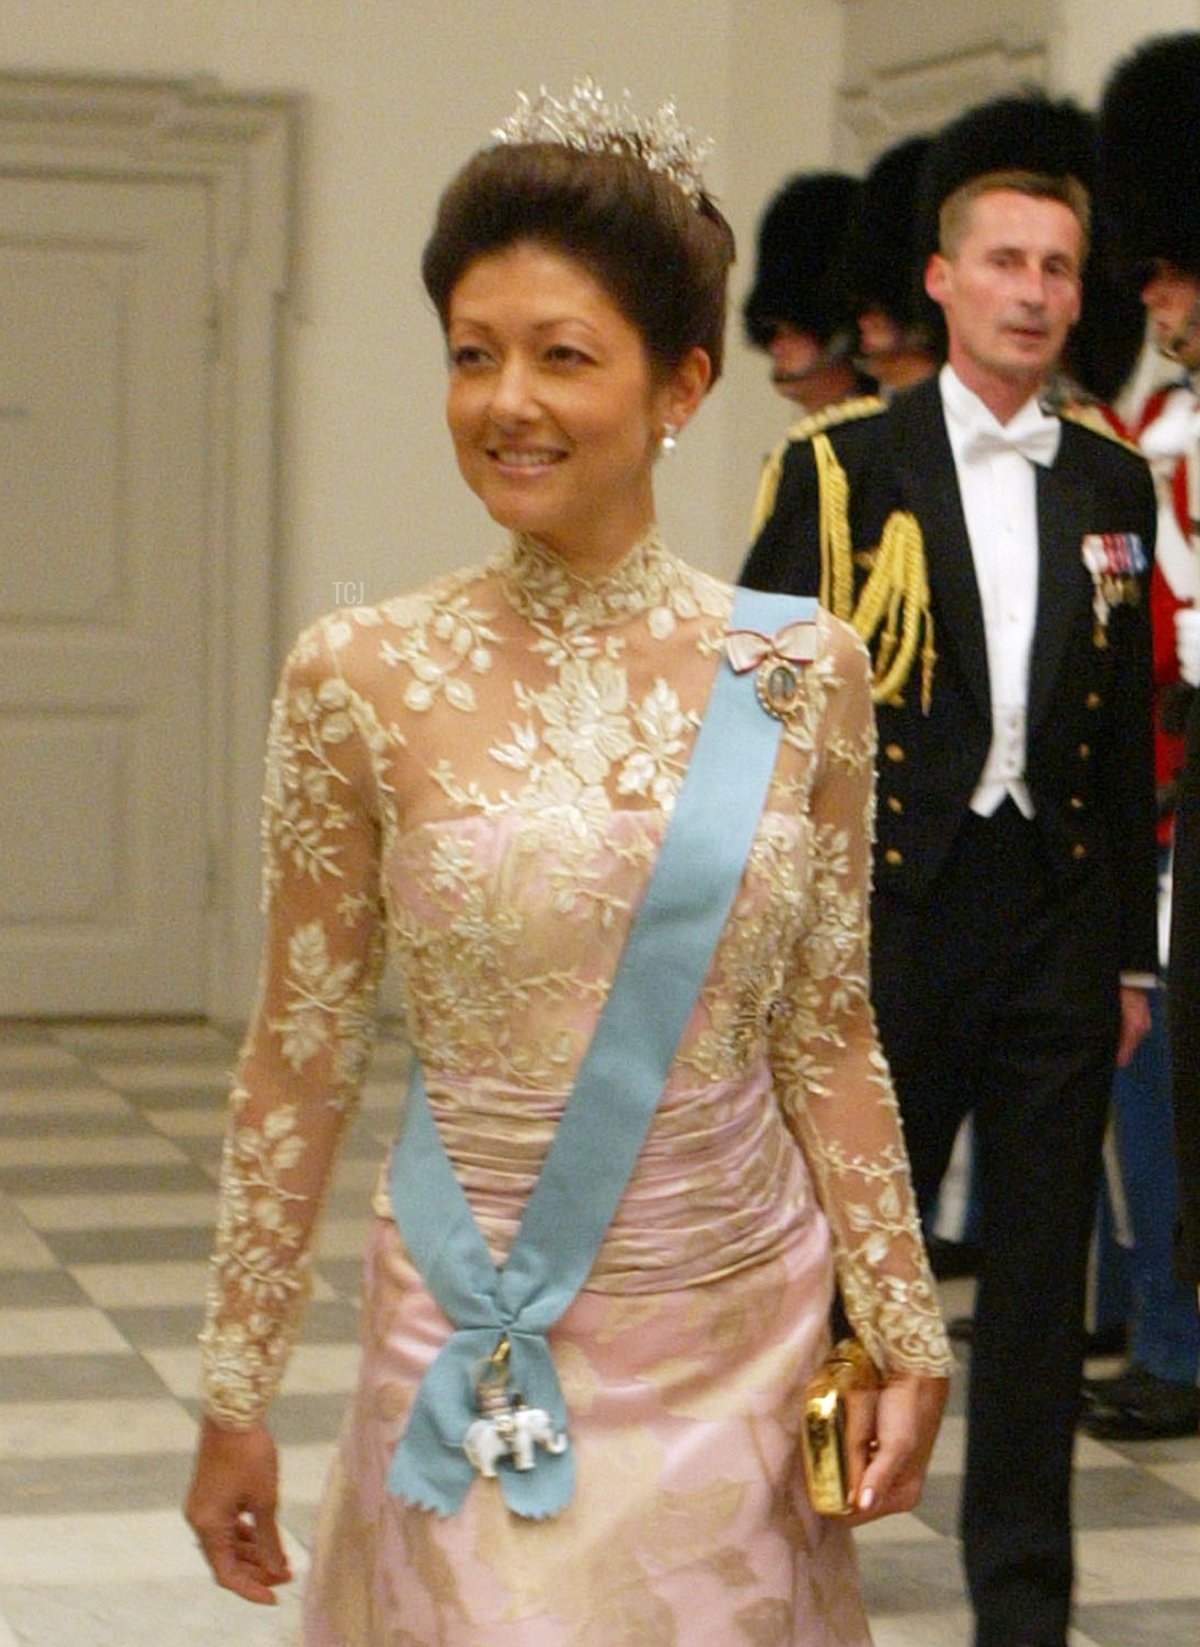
[445,242,705,575]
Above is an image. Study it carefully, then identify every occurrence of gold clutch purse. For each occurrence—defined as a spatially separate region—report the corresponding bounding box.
[800,1337,881,1516]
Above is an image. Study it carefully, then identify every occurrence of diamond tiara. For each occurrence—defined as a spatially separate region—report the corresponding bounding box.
[491,78,714,207]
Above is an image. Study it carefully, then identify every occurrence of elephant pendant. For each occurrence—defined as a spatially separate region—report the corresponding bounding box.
[462,1334,568,1478]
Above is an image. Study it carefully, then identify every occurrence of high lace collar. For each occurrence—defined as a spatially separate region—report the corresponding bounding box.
[494,528,690,630]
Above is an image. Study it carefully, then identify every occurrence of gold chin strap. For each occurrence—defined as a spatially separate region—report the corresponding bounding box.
[813,432,936,711]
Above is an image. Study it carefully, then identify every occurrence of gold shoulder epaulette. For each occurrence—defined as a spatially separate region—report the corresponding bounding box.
[1058,402,1142,455]
[750,395,886,538]
[783,393,886,445]
[809,430,936,708]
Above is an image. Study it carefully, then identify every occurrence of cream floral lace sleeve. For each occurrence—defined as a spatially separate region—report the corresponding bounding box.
[200,622,388,1426]
[770,622,951,1377]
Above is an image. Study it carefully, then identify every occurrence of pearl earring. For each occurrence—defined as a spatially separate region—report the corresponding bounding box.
[661,423,678,454]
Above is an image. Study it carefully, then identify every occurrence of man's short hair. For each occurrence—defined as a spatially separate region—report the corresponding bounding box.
[938,169,1091,265]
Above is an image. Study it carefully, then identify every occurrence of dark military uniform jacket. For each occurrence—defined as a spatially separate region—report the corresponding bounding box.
[741,375,1159,980]
[1169,686,1200,1283]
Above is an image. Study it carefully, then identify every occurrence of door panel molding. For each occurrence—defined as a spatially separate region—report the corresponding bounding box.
[0,72,301,1023]
[837,39,1047,166]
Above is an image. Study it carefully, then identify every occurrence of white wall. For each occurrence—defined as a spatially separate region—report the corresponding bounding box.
[0,0,846,653]
[1051,0,1200,102]
[844,0,1200,93]
[841,0,1051,80]
[10,1,1183,648]
[723,2,847,562]
[5,1,1195,1019]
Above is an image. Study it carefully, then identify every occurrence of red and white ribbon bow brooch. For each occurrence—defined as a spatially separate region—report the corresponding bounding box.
[725,618,819,720]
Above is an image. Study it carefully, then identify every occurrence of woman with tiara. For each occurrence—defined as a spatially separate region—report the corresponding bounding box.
[185,83,951,1645]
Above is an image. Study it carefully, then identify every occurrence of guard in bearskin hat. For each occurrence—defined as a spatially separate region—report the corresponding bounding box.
[832,134,940,393]
[1099,32,1200,1404]
[743,89,1159,1647]
[742,171,870,414]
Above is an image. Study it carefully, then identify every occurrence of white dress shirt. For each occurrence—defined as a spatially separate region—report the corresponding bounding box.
[940,365,1061,818]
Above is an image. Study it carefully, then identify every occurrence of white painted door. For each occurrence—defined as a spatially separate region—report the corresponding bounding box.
[0,177,211,1014]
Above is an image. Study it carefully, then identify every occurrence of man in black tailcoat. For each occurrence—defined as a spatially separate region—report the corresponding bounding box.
[744,96,1159,1647]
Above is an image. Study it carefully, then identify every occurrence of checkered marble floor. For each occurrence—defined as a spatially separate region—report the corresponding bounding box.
[1,1020,1198,1647]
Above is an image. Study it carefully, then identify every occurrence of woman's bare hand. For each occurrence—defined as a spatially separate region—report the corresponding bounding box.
[185,1417,292,1604]
[842,1369,949,1524]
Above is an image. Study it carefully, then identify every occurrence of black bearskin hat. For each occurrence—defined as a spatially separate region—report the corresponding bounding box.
[913,92,1096,271]
[743,172,860,349]
[1099,32,1200,280]
[914,91,1144,403]
[832,134,933,335]
[1065,250,1148,406]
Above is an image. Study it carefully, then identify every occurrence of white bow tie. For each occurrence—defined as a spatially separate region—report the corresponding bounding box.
[962,411,1061,468]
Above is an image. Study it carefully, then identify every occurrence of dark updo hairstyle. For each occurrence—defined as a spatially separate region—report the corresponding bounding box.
[421,140,736,384]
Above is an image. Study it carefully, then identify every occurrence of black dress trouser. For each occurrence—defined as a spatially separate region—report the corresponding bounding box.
[871,801,1120,1647]
[1168,692,1200,1285]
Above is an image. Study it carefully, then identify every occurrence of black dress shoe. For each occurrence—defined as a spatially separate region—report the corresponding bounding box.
[1082,1359,1155,1402]
[1080,1361,1200,1440]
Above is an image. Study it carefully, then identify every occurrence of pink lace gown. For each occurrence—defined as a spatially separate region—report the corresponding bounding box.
[199,532,951,1645]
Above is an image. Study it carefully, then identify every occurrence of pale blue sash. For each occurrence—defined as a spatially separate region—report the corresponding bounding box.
[387,589,817,1517]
